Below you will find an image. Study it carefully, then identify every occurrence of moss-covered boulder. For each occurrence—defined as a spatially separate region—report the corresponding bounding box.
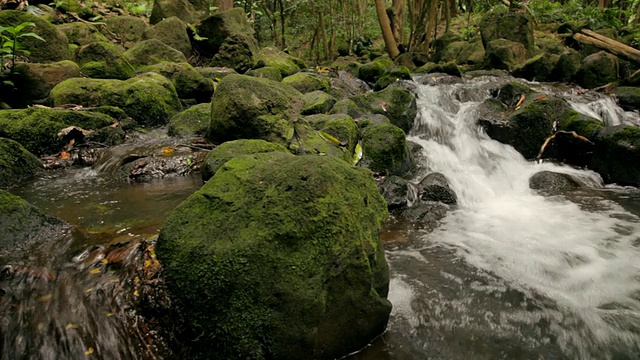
[576,51,619,89]
[612,86,640,111]
[201,139,289,181]
[357,58,394,84]
[0,108,115,155]
[194,8,259,73]
[393,53,416,70]
[290,120,350,160]
[255,46,307,77]
[329,99,365,119]
[0,11,71,62]
[361,123,414,176]
[196,66,238,80]
[551,49,582,83]
[103,16,147,49]
[302,91,337,115]
[0,190,71,261]
[512,53,559,82]
[374,66,412,91]
[50,73,181,127]
[317,114,358,156]
[142,16,192,57]
[58,22,108,46]
[0,138,42,189]
[75,42,135,80]
[433,32,463,63]
[156,154,391,360]
[245,66,282,81]
[415,61,462,77]
[282,72,331,94]
[351,87,417,133]
[328,75,370,100]
[589,125,640,186]
[11,60,81,105]
[84,125,126,146]
[149,0,196,25]
[139,62,213,102]
[167,103,211,137]
[480,9,535,56]
[484,39,528,72]
[207,74,303,145]
[457,39,486,65]
[438,40,468,64]
[123,39,188,68]
[491,81,533,107]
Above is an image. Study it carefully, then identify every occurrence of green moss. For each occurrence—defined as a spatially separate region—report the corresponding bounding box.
[140,62,213,102]
[484,39,528,71]
[357,59,394,84]
[507,98,569,158]
[373,66,412,91]
[75,42,134,80]
[245,66,282,81]
[0,138,42,189]
[319,115,358,156]
[512,53,559,82]
[123,39,188,68]
[58,22,107,46]
[480,10,535,56]
[156,154,389,359]
[84,126,125,146]
[104,16,147,49]
[362,123,414,175]
[149,0,196,25]
[281,73,331,94]
[11,61,81,105]
[329,99,365,118]
[50,73,182,127]
[255,46,307,77]
[557,110,604,137]
[612,86,640,111]
[351,87,417,133]
[0,11,72,62]
[289,120,350,161]
[301,91,337,115]
[168,103,211,137]
[576,51,619,89]
[551,49,581,83]
[590,125,640,186]
[142,16,192,57]
[201,139,289,181]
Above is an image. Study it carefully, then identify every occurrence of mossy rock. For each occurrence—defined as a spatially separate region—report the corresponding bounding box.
[290,120,350,161]
[58,22,108,46]
[393,53,416,70]
[103,16,147,49]
[11,60,81,105]
[149,0,196,25]
[589,125,640,186]
[484,39,527,72]
[84,125,126,146]
[282,73,331,94]
[302,91,337,115]
[156,154,390,359]
[357,58,394,84]
[318,114,358,156]
[0,190,70,261]
[535,31,565,55]
[438,41,468,64]
[480,9,535,56]
[0,108,115,155]
[0,10,71,62]
[576,51,619,89]
[245,66,282,81]
[612,86,640,112]
[207,74,303,145]
[139,62,213,102]
[330,56,362,73]
[415,62,462,77]
[0,138,42,189]
[491,81,533,107]
[512,53,559,82]
[374,66,412,91]
[457,39,486,65]
[433,32,462,63]
[551,49,582,83]
[201,139,289,181]
[123,39,187,68]
[142,16,192,57]
[361,123,414,176]
[196,66,238,80]
[75,42,135,80]
[351,87,417,133]
[168,103,211,137]
[50,73,181,127]
[357,114,390,135]
[256,46,307,77]
[329,99,365,119]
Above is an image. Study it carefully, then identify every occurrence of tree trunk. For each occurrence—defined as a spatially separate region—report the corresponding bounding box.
[278,0,286,49]
[219,0,233,11]
[375,0,400,58]
[391,0,404,47]
[574,29,640,64]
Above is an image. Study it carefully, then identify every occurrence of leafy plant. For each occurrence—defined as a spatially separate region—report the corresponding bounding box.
[0,22,45,86]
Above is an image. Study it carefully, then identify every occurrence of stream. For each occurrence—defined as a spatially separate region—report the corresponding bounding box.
[4,76,640,359]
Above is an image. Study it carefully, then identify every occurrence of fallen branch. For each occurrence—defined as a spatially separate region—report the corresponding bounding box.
[537,131,594,159]
[574,29,640,65]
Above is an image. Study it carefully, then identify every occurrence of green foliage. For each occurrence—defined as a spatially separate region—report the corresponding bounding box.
[0,22,45,87]
[528,0,629,29]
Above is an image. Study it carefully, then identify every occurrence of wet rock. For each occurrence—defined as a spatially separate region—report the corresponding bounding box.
[121,149,207,181]
[433,32,462,63]
[484,39,528,72]
[302,91,337,115]
[374,66,412,91]
[11,61,81,105]
[361,123,414,176]
[378,175,408,209]
[351,87,417,133]
[529,171,581,195]
[415,61,463,78]
[417,172,457,205]
[480,9,535,56]
[542,110,602,165]
[576,51,619,89]
[512,52,559,82]
[0,138,42,189]
[75,42,134,80]
[149,0,196,25]
[142,16,192,58]
[156,154,391,360]
[103,16,147,49]
[201,139,289,181]
[612,86,640,112]
[0,11,71,62]
[551,49,582,83]
[400,201,450,231]
[58,22,108,46]
[50,73,182,127]
[85,125,126,146]
[138,62,213,102]
[123,39,188,68]
[245,66,282,81]
[168,103,211,137]
[206,74,303,145]
[357,58,394,84]
[256,46,307,78]
[491,81,533,107]
[589,125,640,186]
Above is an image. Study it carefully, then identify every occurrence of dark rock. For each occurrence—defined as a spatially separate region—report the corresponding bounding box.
[480,9,535,56]
[491,81,532,107]
[0,138,42,189]
[85,125,126,146]
[576,51,619,89]
[529,171,581,195]
[400,201,450,231]
[612,86,640,112]
[377,175,408,209]
[484,39,528,72]
[512,53,559,82]
[551,49,582,83]
[417,172,457,205]
[589,125,640,186]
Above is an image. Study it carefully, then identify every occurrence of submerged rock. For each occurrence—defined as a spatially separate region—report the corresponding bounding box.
[529,171,581,195]
[378,175,408,209]
[156,154,391,360]
[0,138,42,189]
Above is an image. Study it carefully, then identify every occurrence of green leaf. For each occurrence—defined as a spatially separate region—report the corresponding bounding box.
[14,22,36,33]
[352,142,363,166]
[319,131,342,146]
[18,32,46,42]
[3,80,14,86]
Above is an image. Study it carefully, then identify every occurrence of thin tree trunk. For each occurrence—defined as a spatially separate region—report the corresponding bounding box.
[375,0,400,58]
[278,0,286,49]
[391,0,404,47]
[574,29,640,64]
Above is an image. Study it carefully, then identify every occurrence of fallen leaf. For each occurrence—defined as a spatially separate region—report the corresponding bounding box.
[66,323,79,330]
[85,288,93,293]
[133,290,139,296]
[100,259,109,264]
[60,151,71,160]
[38,294,53,302]
[161,147,173,156]
[85,347,94,355]
[106,312,114,317]
[89,268,101,275]
[516,94,526,107]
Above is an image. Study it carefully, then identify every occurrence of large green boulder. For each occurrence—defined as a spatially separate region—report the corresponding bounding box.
[302,91,337,115]
[0,108,115,155]
[0,11,71,62]
[374,66,412,91]
[201,139,289,181]
[351,87,417,133]
[123,39,188,68]
[50,73,181,127]
[58,22,108,46]
[0,190,70,261]
[167,103,211,137]
[245,66,282,81]
[156,154,391,360]
[576,51,619,89]
[195,8,259,73]
[149,0,196,25]
[75,42,135,80]
[139,62,213,102]
[255,46,307,77]
[438,40,468,63]
[612,86,640,111]
[281,72,331,94]
[590,125,640,186]
[484,39,528,72]
[0,138,42,189]
[357,58,394,84]
[433,32,462,63]
[480,9,535,56]
[551,49,582,83]
[207,74,303,145]
[103,16,147,49]
[361,123,414,176]
[11,60,81,105]
[316,114,359,157]
[142,16,192,57]
[512,53,559,82]
[289,120,350,160]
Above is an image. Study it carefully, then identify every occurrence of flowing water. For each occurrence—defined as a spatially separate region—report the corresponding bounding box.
[350,76,640,359]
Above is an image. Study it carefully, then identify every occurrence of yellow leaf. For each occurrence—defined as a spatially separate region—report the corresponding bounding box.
[66,323,79,330]
[85,347,94,355]
[85,288,93,293]
[319,132,341,146]
[144,259,151,268]
[106,312,114,317]
[100,259,109,264]
[89,268,101,274]
[133,290,139,296]
[352,142,363,166]
[38,294,52,302]
[161,147,173,156]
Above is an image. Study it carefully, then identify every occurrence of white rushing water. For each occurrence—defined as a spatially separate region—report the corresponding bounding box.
[403,76,640,358]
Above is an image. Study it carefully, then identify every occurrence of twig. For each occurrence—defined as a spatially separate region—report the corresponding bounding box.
[537,130,594,159]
